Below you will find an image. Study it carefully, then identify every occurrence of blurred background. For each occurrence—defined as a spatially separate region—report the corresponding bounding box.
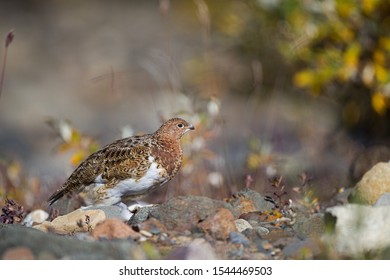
[1,0,390,210]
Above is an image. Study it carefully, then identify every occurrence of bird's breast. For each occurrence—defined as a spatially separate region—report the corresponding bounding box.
[107,156,168,198]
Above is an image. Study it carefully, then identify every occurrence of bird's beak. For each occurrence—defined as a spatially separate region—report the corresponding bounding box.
[185,124,195,134]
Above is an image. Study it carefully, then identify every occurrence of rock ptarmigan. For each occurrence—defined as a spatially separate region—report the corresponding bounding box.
[48,117,194,207]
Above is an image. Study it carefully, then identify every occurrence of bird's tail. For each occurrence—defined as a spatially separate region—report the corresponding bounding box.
[48,188,67,205]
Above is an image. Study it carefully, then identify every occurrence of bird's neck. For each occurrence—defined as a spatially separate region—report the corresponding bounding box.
[152,135,183,175]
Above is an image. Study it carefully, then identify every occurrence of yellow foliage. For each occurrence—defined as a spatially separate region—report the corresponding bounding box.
[339,43,361,80]
[361,0,381,14]
[373,49,386,65]
[344,43,361,67]
[293,70,315,88]
[374,63,389,83]
[379,37,390,51]
[371,91,389,115]
[71,150,89,167]
[247,152,273,170]
[335,0,356,18]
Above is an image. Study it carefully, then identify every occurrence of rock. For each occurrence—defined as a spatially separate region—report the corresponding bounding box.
[2,246,35,260]
[148,196,232,232]
[374,193,390,206]
[238,210,285,227]
[91,219,142,240]
[282,239,321,259]
[325,204,390,255]
[0,224,146,259]
[88,205,130,221]
[128,205,157,225]
[242,228,264,245]
[350,162,390,204]
[292,213,325,239]
[33,208,106,234]
[227,189,275,217]
[234,219,253,232]
[198,208,237,240]
[23,209,49,227]
[166,238,217,260]
[136,217,167,235]
[254,226,269,236]
[229,232,250,247]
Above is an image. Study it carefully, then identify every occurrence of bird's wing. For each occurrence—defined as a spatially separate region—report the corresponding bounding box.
[48,136,152,205]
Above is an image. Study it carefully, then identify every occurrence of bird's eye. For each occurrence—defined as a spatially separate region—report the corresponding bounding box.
[177,123,184,128]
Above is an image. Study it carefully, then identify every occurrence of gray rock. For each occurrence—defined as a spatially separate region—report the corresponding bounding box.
[128,205,157,225]
[147,196,233,231]
[282,239,321,259]
[228,189,274,217]
[88,205,127,220]
[0,224,145,259]
[166,238,217,260]
[374,193,390,206]
[292,213,325,239]
[229,232,250,247]
[254,226,269,236]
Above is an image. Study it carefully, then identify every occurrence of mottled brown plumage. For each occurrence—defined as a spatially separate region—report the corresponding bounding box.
[48,118,194,206]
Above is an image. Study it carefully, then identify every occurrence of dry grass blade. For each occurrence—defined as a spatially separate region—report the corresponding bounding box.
[0,29,14,99]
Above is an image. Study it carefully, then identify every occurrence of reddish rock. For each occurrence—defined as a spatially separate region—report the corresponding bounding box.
[92,218,141,240]
[138,217,167,235]
[2,246,35,260]
[198,208,237,240]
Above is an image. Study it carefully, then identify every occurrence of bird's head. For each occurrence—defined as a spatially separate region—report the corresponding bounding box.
[155,117,195,140]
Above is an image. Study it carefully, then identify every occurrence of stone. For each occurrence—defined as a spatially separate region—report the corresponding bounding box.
[254,226,269,236]
[198,208,237,240]
[350,162,390,205]
[0,224,146,259]
[2,246,35,260]
[91,218,141,240]
[227,189,274,217]
[148,196,233,232]
[33,208,106,234]
[23,209,49,227]
[166,238,217,260]
[136,217,167,235]
[229,232,250,247]
[282,239,321,259]
[89,205,131,221]
[128,205,156,225]
[234,219,253,232]
[325,204,390,255]
[292,213,325,239]
[374,193,390,206]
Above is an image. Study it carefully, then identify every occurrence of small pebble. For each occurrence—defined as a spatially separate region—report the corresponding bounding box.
[234,219,253,232]
[254,226,269,236]
[23,209,49,227]
[229,231,250,247]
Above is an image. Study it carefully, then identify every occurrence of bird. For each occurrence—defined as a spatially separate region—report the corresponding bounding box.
[48,117,194,207]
